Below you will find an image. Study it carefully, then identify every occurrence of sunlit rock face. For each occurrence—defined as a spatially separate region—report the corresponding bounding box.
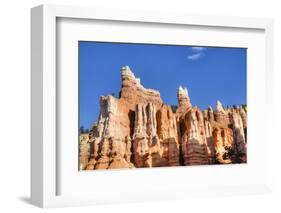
[231,112,247,163]
[214,101,230,125]
[213,127,234,164]
[80,66,247,170]
[132,103,159,168]
[181,108,209,165]
[176,86,192,119]
[79,133,90,170]
[120,65,163,109]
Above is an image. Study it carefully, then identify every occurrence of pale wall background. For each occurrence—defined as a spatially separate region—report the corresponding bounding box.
[0,0,280,212]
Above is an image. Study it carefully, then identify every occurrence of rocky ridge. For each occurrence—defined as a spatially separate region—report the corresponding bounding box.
[80,66,247,170]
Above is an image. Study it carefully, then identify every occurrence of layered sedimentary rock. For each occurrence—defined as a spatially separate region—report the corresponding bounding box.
[176,86,192,118]
[212,127,234,164]
[79,66,247,170]
[79,133,90,170]
[231,112,247,162]
[85,95,133,170]
[156,105,180,166]
[132,103,158,167]
[181,108,209,165]
[214,101,230,125]
[121,66,163,109]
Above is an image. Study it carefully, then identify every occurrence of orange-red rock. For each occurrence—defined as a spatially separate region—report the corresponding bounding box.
[79,66,247,170]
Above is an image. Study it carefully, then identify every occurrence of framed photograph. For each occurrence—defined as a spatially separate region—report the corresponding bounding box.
[31,4,274,208]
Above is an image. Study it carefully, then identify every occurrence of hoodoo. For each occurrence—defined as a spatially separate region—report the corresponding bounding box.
[79,66,247,170]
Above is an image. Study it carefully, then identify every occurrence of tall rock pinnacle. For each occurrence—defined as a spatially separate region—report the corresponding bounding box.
[214,100,229,125]
[176,86,192,117]
[120,65,163,109]
[216,100,225,113]
[177,86,190,105]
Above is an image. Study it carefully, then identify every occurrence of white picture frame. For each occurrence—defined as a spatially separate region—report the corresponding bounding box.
[31,4,274,208]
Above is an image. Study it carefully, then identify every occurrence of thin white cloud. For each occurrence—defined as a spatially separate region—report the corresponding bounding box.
[187,46,207,60]
[191,47,206,52]
[187,53,203,60]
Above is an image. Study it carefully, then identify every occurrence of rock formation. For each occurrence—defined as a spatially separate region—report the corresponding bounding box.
[79,66,247,170]
[79,133,90,170]
[181,108,209,165]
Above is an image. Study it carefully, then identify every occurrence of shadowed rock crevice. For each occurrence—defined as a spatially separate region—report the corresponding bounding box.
[79,66,247,170]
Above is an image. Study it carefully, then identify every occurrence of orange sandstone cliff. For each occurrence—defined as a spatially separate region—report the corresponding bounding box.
[79,66,247,170]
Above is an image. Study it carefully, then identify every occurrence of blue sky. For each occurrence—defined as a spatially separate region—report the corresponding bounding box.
[79,41,246,129]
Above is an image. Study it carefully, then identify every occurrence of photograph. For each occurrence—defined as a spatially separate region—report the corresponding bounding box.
[78,41,247,171]
[26,2,277,210]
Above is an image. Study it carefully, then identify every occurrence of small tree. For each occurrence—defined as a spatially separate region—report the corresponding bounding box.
[80,126,85,134]
[214,152,221,164]
[171,105,178,113]
[222,146,235,161]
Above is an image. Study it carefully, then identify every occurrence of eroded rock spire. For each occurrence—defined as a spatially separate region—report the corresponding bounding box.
[176,86,192,117]
[216,100,225,113]
[177,86,190,105]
